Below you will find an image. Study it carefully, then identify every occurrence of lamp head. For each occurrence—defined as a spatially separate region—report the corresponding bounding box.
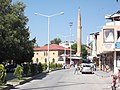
[34,13,38,15]
[60,12,64,15]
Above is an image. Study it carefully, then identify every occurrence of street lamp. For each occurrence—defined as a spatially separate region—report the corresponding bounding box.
[69,22,73,65]
[35,12,64,71]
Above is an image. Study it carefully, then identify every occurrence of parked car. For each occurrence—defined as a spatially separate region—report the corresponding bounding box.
[81,64,93,74]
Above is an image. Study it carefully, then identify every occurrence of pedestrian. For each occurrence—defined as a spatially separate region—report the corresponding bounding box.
[74,64,78,74]
[118,69,120,83]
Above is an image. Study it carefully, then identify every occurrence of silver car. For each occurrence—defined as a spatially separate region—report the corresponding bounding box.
[81,64,93,74]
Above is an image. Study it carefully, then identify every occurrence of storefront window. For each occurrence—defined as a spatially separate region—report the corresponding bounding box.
[117,31,120,42]
[116,52,120,67]
[104,29,114,43]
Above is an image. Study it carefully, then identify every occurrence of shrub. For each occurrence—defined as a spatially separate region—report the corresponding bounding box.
[30,64,37,75]
[57,64,62,69]
[23,64,31,76]
[55,63,57,68]
[42,63,47,71]
[14,65,23,80]
[50,63,56,70]
[37,62,43,73]
[0,64,6,85]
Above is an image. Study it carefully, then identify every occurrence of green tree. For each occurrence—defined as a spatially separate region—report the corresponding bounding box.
[0,0,36,64]
[71,43,77,52]
[14,65,23,80]
[0,64,6,84]
[50,38,61,45]
[71,43,87,58]
[81,45,87,59]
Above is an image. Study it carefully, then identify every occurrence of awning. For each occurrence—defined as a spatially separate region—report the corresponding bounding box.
[67,54,82,60]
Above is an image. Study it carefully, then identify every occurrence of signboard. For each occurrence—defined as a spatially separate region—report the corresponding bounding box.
[115,42,120,48]
[103,43,113,49]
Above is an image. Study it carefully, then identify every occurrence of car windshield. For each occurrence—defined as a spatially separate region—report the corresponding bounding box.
[83,65,91,67]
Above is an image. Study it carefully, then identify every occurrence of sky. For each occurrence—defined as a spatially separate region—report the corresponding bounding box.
[13,0,120,46]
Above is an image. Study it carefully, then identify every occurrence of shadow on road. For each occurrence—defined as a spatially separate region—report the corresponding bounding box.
[34,72,48,80]
[11,81,111,90]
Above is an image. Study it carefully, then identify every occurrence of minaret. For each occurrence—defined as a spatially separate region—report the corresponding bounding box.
[76,7,82,56]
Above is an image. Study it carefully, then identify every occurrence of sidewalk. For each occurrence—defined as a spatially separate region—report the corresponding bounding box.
[94,70,120,90]
[94,70,113,78]
[0,71,48,90]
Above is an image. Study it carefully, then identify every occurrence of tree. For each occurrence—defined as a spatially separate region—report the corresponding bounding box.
[14,65,23,80]
[0,0,36,64]
[71,43,87,58]
[71,43,77,52]
[81,45,87,59]
[0,64,6,84]
[50,38,61,45]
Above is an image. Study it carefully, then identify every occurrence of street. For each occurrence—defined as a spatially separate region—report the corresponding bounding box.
[10,68,112,90]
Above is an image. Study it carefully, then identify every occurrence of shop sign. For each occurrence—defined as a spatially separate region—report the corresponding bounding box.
[115,42,120,48]
[103,43,113,49]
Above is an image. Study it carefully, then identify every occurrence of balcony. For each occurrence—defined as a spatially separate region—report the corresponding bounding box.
[106,21,120,26]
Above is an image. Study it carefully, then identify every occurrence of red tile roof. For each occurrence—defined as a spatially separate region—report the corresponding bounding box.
[34,44,71,51]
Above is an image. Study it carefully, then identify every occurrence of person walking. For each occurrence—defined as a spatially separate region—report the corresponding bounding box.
[74,64,79,74]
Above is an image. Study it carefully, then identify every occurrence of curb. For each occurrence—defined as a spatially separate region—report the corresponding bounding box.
[0,69,62,90]
[0,72,48,90]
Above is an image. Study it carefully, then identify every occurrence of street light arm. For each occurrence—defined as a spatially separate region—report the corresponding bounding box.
[50,12,64,17]
[34,13,49,17]
[35,12,64,18]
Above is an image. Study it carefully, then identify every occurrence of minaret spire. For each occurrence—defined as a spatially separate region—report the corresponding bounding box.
[76,7,82,56]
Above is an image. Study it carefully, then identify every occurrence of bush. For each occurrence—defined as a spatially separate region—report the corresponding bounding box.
[37,62,43,73]
[0,64,6,85]
[42,63,47,71]
[57,64,62,69]
[50,63,56,70]
[14,65,23,80]
[23,64,31,76]
[55,63,57,68]
[30,64,37,75]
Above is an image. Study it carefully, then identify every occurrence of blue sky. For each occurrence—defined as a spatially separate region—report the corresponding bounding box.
[13,0,119,46]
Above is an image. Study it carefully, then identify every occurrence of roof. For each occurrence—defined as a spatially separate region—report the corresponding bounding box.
[105,10,120,21]
[33,44,72,51]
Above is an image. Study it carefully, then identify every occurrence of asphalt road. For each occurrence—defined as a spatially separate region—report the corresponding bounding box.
[10,68,112,90]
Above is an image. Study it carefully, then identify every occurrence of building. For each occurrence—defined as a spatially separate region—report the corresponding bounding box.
[88,10,120,73]
[32,44,75,65]
[59,40,76,48]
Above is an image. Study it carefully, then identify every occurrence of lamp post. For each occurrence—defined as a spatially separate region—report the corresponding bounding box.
[35,12,64,71]
[69,22,73,65]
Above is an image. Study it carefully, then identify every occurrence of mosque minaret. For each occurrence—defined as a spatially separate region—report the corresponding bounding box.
[76,7,82,57]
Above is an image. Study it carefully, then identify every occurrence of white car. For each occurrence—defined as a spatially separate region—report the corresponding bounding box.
[81,64,93,74]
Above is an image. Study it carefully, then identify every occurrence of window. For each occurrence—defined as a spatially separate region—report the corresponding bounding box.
[103,29,114,43]
[117,31,120,42]
[36,58,38,63]
[44,52,45,56]
[53,52,55,55]
[45,58,47,63]
[52,58,55,63]
[116,52,120,67]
